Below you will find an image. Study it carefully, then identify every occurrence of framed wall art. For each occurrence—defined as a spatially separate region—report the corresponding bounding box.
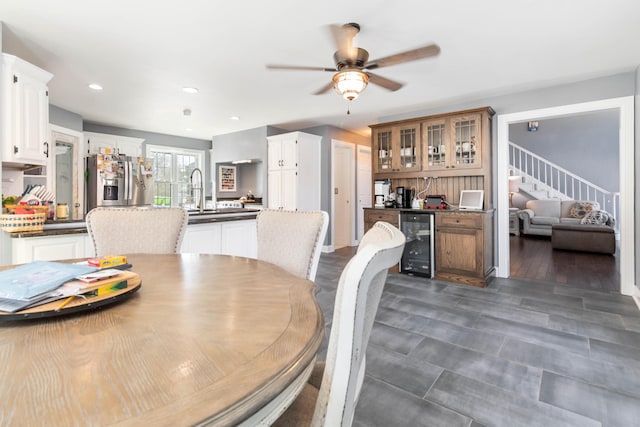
[218,165,237,192]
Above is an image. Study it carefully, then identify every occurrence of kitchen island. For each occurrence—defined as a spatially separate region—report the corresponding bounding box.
[0,208,260,266]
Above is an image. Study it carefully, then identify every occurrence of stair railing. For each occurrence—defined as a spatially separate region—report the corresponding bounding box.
[509,142,619,230]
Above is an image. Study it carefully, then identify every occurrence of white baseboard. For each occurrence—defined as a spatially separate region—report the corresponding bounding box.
[632,286,640,312]
[322,244,334,253]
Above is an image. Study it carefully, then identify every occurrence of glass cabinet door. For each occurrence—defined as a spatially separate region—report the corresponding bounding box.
[452,113,481,168]
[397,124,421,171]
[422,118,447,170]
[373,128,393,173]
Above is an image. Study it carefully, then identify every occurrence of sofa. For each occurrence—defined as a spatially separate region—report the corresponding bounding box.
[518,199,601,236]
[518,199,616,254]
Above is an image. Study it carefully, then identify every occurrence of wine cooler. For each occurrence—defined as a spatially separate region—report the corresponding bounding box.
[399,212,435,278]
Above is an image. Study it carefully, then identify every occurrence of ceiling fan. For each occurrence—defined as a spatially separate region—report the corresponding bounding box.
[266,23,440,101]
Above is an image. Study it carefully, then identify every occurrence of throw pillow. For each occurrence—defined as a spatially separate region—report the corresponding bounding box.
[581,210,611,226]
[570,202,596,219]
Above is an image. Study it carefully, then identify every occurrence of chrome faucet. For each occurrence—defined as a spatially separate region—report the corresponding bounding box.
[190,167,204,213]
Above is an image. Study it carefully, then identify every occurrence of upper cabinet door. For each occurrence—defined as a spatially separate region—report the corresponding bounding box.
[395,124,421,172]
[1,54,53,165]
[422,118,448,171]
[372,127,393,173]
[450,113,482,170]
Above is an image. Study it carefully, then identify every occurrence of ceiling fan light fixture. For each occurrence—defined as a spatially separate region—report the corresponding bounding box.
[333,70,368,101]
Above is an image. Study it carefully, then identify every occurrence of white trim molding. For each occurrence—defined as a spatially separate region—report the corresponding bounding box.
[496,96,635,297]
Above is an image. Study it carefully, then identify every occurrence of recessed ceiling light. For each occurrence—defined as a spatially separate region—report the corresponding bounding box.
[230,116,240,120]
[185,128,193,132]
[182,87,199,94]
[88,83,103,91]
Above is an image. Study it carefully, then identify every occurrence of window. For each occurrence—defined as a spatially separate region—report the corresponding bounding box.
[146,145,204,208]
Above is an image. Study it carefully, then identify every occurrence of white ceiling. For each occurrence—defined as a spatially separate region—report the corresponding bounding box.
[1,0,639,140]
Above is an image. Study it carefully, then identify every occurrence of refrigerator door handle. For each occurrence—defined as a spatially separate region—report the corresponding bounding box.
[125,161,133,202]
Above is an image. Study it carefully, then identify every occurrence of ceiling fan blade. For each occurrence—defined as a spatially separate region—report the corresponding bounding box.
[266,64,336,72]
[313,81,335,95]
[365,44,441,70]
[367,72,404,92]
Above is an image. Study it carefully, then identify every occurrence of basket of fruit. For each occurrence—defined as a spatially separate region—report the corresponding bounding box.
[0,212,46,232]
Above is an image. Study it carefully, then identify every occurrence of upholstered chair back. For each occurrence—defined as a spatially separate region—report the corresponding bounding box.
[273,221,405,426]
[86,207,188,256]
[256,209,329,281]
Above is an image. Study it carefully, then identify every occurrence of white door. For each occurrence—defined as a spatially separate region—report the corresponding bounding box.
[332,140,355,249]
[356,146,372,242]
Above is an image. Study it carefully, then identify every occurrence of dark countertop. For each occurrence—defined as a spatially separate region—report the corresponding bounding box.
[364,207,494,213]
[3,209,260,238]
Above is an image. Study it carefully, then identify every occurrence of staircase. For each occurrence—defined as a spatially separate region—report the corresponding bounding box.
[509,142,620,226]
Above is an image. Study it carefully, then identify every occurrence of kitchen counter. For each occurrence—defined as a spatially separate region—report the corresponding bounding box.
[364,207,494,213]
[2,208,261,238]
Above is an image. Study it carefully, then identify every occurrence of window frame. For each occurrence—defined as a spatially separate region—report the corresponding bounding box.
[146,144,205,208]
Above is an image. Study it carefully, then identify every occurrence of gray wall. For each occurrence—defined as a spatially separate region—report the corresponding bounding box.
[83,122,213,196]
[300,125,369,229]
[381,73,634,124]
[50,105,83,131]
[211,125,286,201]
[508,110,619,192]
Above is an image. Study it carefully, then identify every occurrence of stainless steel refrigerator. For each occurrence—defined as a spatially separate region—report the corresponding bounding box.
[85,154,154,212]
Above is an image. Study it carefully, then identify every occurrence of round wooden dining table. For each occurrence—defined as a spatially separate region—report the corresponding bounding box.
[0,254,324,426]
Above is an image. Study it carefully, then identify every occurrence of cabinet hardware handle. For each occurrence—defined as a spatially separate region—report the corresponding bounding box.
[43,142,49,158]
[13,146,18,154]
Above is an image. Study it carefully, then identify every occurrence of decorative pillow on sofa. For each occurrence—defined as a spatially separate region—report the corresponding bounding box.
[570,202,597,219]
[581,210,614,226]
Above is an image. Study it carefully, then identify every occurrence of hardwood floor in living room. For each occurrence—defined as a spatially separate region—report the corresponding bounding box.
[510,234,620,292]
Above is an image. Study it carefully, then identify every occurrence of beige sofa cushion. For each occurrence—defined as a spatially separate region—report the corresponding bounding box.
[531,216,560,226]
[525,199,561,218]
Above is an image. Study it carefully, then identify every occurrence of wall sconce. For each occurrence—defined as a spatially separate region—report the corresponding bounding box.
[527,121,539,132]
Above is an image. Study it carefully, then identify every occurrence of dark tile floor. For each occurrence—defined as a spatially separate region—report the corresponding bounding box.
[314,247,640,427]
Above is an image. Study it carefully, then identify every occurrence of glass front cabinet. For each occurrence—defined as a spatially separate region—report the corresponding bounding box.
[373,123,421,173]
[422,113,483,172]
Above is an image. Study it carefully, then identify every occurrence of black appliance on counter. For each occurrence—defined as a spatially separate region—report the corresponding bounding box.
[399,212,434,277]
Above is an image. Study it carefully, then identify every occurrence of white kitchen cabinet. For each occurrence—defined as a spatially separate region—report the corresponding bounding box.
[181,219,257,258]
[10,234,92,265]
[85,132,145,157]
[220,219,257,258]
[181,222,222,254]
[1,54,53,166]
[266,132,321,211]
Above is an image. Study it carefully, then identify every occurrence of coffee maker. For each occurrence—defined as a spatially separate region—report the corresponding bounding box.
[374,180,391,208]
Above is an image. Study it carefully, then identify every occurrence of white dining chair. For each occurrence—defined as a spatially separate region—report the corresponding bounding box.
[256,209,329,281]
[86,207,188,256]
[272,221,405,426]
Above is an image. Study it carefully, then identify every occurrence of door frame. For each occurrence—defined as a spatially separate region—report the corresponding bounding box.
[50,125,84,220]
[331,139,356,250]
[355,145,372,244]
[496,96,635,298]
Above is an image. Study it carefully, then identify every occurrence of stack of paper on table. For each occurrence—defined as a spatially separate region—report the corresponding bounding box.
[0,261,138,313]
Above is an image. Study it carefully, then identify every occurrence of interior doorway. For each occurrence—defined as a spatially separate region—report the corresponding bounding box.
[331,140,356,250]
[50,125,83,220]
[496,97,635,297]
